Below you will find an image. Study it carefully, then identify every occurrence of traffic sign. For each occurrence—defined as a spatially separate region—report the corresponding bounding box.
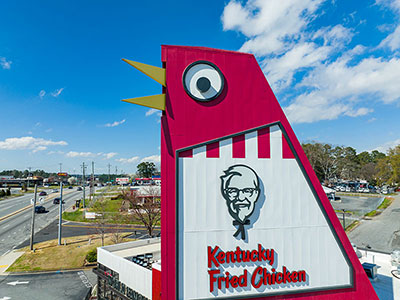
[57,172,68,177]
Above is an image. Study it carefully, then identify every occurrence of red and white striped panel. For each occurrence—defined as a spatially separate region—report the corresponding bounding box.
[179,125,295,159]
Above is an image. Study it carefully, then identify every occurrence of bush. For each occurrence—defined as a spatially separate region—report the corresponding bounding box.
[86,248,97,263]
[6,188,11,196]
[0,190,5,197]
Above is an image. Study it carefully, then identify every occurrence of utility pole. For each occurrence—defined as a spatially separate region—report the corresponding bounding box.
[115,166,118,175]
[30,184,38,250]
[59,163,62,172]
[342,209,346,230]
[27,167,32,191]
[58,182,63,245]
[90,161,94,204]
[107,163,111,184]
[81,163,87,208]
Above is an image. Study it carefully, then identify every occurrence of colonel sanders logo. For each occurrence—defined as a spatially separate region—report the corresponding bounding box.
[220,165,261,240]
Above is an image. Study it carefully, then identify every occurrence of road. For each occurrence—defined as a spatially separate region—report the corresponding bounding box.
[0,188,90,256]
[0,270,95,300]
[348,193,400,253]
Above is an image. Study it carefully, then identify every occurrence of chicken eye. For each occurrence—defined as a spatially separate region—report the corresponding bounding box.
[182,61,224,102]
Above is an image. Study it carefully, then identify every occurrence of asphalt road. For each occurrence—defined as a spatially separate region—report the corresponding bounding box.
[0,188,90,256]
[331,195,384,216]
[348,193,400,253]
[0,270,95,300]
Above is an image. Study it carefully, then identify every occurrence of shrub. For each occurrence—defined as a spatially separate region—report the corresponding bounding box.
[0,190,5,197]
[6,188,11,196]
[86,248,97,263]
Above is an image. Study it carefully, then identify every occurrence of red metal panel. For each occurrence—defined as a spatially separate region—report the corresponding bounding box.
[282,134,295,159]
[152,268,162,300]
[178,149,193,158]
[257,127,271,159]
[160,45,378,300]
[232,134,246,158]
[206,141,220,158]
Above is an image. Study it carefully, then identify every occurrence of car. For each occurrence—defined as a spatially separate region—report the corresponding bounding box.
[52,189,58,193]
[68,186,73,189]
[34,206,46,213]
[53,197,65,205]
[77,187,82,191]
[39,191,47,196]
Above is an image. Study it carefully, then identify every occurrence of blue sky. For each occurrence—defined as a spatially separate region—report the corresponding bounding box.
[1,0,400,174]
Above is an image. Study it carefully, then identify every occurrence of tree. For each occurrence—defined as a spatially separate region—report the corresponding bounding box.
[123,186,161,237]
[92,197,109,246]
[136,162,157,178]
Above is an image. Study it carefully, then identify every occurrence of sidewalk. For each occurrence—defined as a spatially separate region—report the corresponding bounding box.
[0,250,24,275]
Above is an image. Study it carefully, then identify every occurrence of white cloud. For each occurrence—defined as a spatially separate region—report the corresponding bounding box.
[104,152,117,159]
[222,0,325,56]
[0,57,12,69]
[48,150,65,155]
[379,25,400,51]
[372,138,400,153]
[66,151,95,158]
[140,155,161,164]
[116,156,139,164]
[0,136,67,152]
[51,88,64,97]
[222,0,400,124]
[104,119,126,127]
[39,90,46,99]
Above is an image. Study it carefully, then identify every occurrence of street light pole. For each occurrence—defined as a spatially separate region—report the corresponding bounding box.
[30,184,38,250]
[58,182,63,245]
[342,209,346,230]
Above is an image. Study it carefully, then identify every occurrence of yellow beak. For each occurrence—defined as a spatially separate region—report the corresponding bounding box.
[121,59,166,111]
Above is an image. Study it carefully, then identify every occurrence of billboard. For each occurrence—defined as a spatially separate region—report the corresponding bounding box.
[122,46,378,300]
[177,124,351,299]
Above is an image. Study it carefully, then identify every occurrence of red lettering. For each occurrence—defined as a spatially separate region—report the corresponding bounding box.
[226,251,235,263]
[267,249,274,266]
[239,270,247,287]
[258,244,266,261]
[251,250,258,262]
[216,251,225,265]
[243,250,251,262]
[235,247,242,262]
[231,276,239,288]
[225,272,230,288]
[282,266,291,283]
[276,273,283,284]
[298,270,306,282]
[208,269,220,292]
[251,266,263,288]
[208,246,220,268]
[218,276,225,290]
[291,271,298,283]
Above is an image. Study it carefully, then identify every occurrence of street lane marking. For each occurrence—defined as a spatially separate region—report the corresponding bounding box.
[7,280,29,286]
[3,224,9,229]
[0,265,9,268]
[1,250,10,256]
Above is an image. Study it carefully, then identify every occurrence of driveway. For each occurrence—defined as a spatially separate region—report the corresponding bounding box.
[348,193,400,253]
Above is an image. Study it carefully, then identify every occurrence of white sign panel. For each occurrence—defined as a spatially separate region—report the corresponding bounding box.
[177,125,352,299]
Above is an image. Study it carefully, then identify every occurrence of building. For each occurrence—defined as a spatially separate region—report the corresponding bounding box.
[94,238,161,300]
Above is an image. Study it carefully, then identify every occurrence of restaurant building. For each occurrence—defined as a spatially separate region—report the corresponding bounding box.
[93,238,161,300]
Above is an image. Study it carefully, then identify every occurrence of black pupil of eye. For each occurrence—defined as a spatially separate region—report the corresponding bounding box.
[196,77,211,93]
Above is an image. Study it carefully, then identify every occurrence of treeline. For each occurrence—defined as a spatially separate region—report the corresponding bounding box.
[0,169,58,178]
[302,142,400,186]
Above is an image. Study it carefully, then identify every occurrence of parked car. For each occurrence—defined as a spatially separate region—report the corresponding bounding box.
[39,191,47,196]
[77,187,82,191]
[52,189,58,193]
[34,206,46,213]
[53,197,65,204]
[68,186,73,189]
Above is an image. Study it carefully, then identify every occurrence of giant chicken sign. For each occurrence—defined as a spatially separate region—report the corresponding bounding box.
[122,46,378,300]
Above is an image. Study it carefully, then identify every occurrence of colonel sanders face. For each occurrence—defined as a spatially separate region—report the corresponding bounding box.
[221,165,260,223]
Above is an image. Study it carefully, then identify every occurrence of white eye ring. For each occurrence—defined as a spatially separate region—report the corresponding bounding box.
[182,61,224,102]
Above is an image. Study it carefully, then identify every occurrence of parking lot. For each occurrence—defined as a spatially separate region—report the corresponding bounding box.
[331,195,384,216]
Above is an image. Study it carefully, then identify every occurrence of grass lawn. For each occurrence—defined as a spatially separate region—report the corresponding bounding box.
[7,234,132,272]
